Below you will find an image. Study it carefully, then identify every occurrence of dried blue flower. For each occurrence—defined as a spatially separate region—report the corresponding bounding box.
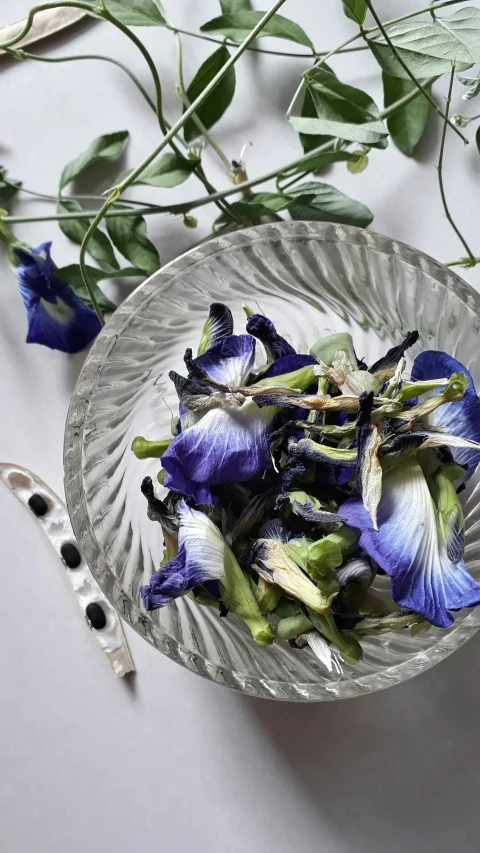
[342,459,480,628]
[411,351,480,483]
[161,335,316,503]
[246,313,296,361]
[141,500,274,645]
[14,242,101,353]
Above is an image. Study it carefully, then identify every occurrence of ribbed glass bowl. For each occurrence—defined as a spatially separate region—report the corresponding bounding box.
[64,222,480,700]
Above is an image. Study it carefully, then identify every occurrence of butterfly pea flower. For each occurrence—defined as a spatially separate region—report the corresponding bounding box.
[246,313,296,361]
[341,458,480,628]
[13,242,101,353]
[161,334,316,504]
[411,351,480,483]
[141,500,275,645]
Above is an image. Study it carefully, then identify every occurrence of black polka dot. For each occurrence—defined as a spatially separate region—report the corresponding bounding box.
[28,494,48,516]
[60,542,82,569]
[85,603,107,630]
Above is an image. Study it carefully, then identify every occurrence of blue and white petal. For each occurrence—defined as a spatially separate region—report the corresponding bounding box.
[197,303,234,356]
[162,399,277,503]
[141,501,225,609]
[193,334,255,386]
[14,242,101,353]
[411,350,480,482]
[341,459,480,628]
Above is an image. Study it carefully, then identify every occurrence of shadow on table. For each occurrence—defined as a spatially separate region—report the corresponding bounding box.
[243,635,480,853]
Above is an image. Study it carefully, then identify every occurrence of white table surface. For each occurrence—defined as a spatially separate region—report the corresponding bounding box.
[2,2,480,851]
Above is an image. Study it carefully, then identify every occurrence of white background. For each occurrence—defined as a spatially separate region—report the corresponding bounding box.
[1,2,480,851]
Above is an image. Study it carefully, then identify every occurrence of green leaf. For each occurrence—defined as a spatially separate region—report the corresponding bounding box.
[383,73,432,156]
[57,200,120,271]
[342,0,367,25]
[122,153,200,188]
[220,0,252,11]
[201,11,313,47]
[369,7,480,79]
[56,264,117,314]
[183,46,236,143]
[291,68,388,145]
[286,181,373,228]
[106,212,160,275]
[102,0,166,25]
[476,123,480,153]
[214,192,289,227]
[280,150,358,178]
[60,130,129,189]
[0,169,21,204]
[298,88,333,154]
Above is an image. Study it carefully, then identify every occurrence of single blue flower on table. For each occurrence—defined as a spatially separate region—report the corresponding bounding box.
[161,333,316,504]
[14,242,101,353]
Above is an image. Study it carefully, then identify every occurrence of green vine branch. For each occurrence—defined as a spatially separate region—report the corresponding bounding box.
[3,78,435,227]
[286,0,469,133]
[437,66,475,264]
[4,49,157,112]
[364,0,468,144]
[76,0,289,324]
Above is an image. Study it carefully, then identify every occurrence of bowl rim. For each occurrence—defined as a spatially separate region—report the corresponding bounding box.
[64,221,480,701]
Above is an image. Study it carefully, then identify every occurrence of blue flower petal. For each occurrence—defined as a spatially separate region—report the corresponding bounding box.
[246,314,296,360]
[411,351,480,482]
[141,501,226,609]
[342,458,480,627]
[193,334,255,386]
[14,242,101,353]
[261,353,316,378]
[162,400,277,503]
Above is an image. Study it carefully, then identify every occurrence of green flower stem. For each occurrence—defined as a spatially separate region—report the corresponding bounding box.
[3,77,435,228]
[364,0,468,144]
[3,48,157,113]
[77,0,289,323]
[174,31,231,171]
[438,67,475,263]
[172,31,240,224]
[285,0,468,136]
[445,257,480,268]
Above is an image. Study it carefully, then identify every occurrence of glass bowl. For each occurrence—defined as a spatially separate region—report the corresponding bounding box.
[64,221,480,701]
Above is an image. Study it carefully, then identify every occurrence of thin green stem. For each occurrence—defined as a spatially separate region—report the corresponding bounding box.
[445,257,480,267]
[172,31,238,223]
[174,32,231,170]
[280,172,308,191]
[438,67,475,263]
[174,27,368,58]
[98,6,236,220]
[3,48,157,112]
[365,0,468,144]
[77,0,288,320]
[0,1,97,49]
[3,77,435,228]
[79,207,110,324]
